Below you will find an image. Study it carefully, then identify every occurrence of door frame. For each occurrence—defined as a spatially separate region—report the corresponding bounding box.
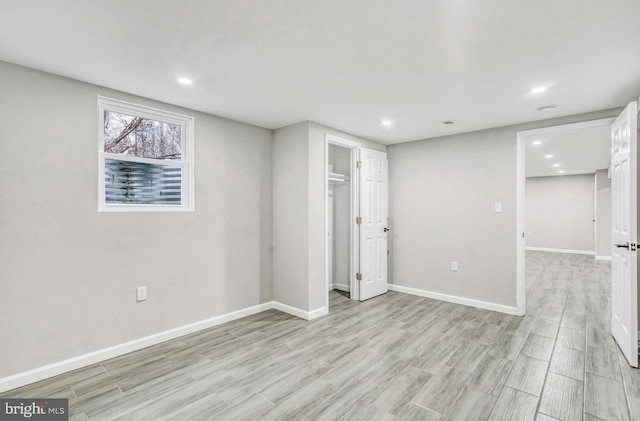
[515,117,615,316]
[325,134,361,311]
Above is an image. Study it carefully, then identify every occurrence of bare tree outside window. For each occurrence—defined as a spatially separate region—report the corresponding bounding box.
[104,111,182,159]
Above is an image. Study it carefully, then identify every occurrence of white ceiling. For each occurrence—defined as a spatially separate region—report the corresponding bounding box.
[525,125,611,178]
[1,1,639,145]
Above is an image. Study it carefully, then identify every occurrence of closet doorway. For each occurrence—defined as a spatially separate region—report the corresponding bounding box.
[324,134,389,308]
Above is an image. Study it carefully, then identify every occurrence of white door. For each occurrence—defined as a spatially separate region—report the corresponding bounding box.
[359,148,388,301]
[611,101,638,367]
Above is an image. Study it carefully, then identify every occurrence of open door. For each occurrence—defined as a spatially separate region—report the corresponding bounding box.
[611,101,638,367]
[359,148,388,301]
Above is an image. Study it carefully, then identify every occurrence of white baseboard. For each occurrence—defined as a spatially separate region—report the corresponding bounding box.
[308,306,329,320]
[271,301,327,321]
[0,301,273,394]
[328,283,350,292]
[388,284,517,315]
[596,255,612,261]
[526,246,595,256]
[1,299,331,394]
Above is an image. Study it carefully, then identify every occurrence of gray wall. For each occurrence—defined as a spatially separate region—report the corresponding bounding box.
[272,122,309,310]
[0,61,273,378]
[595,169,612,258]
[526,175,595,253]
[388,109,621,308]
[388,126,517,306]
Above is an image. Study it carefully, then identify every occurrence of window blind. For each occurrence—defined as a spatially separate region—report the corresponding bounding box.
[104,159,182,205]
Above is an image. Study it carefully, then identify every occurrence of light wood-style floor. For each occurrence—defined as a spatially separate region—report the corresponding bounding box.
[3,251,639,420]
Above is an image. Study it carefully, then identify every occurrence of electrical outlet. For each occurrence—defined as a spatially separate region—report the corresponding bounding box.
[494,202,503,213]
[451,261,458,272]
[528,231,532,236]
[136,286,147,302]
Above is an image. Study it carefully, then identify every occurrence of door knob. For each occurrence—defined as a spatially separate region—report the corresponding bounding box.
[383,227,390,232]
[615,243,630,249]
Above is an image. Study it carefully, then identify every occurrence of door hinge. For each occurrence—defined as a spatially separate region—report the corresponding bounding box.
[356,273,362,281]
[356,216,362,224]
[632,243,637,251]
[356,160,362,169]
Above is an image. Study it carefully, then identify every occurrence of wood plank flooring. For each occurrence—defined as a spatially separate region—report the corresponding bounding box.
[2,251,638,420]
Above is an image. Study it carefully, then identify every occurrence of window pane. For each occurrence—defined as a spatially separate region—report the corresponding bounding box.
[104,111,181,159]
[105,159,182,205]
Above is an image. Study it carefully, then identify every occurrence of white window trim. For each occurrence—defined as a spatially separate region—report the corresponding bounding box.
[97,96,195,212]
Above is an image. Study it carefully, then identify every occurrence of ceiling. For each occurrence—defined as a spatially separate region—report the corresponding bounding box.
[525,125,610,178]
[0,1,639,145]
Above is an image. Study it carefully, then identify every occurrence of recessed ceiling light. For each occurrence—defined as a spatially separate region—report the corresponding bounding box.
[552,163,561,167]
[531,86,547,94]
[544,154,554,159]
[531,140,543,146]
[177,77,192,85]
[537,105,556,112]
[558,170,566,174]
[381,119,393,127]
[443,120,456,126]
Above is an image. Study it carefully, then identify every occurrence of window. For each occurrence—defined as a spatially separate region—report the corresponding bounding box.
[98,96,194,211]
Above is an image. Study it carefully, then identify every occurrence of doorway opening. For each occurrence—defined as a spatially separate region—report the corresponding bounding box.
[516,118,615,316]
[324,134,390,311]
[325,134,361,311]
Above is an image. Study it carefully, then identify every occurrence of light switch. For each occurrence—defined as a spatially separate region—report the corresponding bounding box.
[136,286,147,302]
[494,202,502,213]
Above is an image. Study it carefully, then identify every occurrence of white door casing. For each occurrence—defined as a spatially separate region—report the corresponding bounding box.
[328,188,334,288]
[611,101,638,368]
[359,148,388,301]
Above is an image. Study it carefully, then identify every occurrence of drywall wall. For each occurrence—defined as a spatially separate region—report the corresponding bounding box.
[595,169,612,258]
[526,174,595,253]
[272,122,309,310]
[388,109,621,309]
[0,61,273,378]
